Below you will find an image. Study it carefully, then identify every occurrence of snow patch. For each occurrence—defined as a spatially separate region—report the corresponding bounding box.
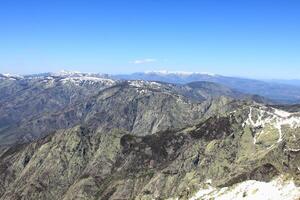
[274,109,291,118]
[189,176,300,200]
[129,80,147,88]
[129,80,163,89]
[60,77,115,86]
[53,70,83,77]
[284,147,300,152]
[0,73,23,80]
[144,70,217,76]
[244,106,300,144]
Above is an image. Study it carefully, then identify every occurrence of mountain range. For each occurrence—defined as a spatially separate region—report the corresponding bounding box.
[3,70,300,104]
[0,71,300,199]
[115,71,300,104]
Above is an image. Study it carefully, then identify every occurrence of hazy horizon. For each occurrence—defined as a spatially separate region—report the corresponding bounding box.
[2,69,300,82]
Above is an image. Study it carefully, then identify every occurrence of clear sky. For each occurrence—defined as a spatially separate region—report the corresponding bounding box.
[0,0,299,79]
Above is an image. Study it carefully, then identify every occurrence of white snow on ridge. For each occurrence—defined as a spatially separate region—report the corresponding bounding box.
[53,70,83,77]
[0,73,23,80]
[45,70,117,86]
[128,80,169,95]
[274,109,291,118]
[189,176,300,200]
[129,80,147,87]
[60,76,116,86]
[129,80,162,88]
[243,106,300,144]
[144,70,217,76]
[51,70,108,78]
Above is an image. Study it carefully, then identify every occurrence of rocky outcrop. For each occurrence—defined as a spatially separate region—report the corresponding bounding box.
[0,76,244,146]
[0,104,299,200]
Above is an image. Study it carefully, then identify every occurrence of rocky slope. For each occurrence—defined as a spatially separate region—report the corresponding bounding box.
[0,71,299,200]
[0,72,118,145]
[0,72,256,146]
[0,103,299,200]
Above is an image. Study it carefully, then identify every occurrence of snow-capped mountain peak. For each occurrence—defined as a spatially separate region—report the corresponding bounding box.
[144,70,217,76]
[0,73,23,80]
[60,76,116,86]
[53,70,83,77]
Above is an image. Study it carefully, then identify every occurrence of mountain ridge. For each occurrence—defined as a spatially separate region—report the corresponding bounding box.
[115,72,300,104]
[0,74,250,146]
[0,103,299,199]
[2,70,300,104]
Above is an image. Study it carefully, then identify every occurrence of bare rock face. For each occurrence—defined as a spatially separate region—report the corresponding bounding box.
[0,74,244,146]
[0,104,299,200]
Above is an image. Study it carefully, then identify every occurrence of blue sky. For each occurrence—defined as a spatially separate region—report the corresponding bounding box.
[0,0,299,79]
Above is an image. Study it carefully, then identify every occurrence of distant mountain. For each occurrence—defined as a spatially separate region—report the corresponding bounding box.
[267,79,300,87]
[0,72,252,146]
[171,81,270,104]
[2,71,300,104]
[115,71,300,104]
[0,73,23,80]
